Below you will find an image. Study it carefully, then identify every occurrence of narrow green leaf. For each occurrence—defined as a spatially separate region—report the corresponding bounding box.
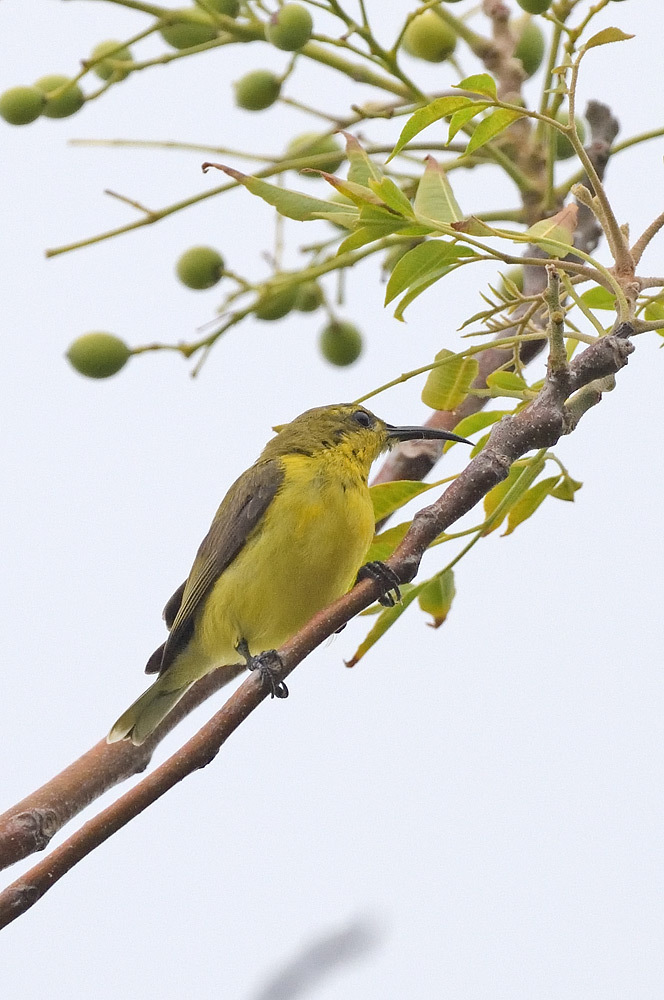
[421,350,480,411]
[418,569,456,629]
[360,582,417,616]
[370,480,436,523]
[482,456,545,534]
[454,73,497,100]
[466,108,525,156]
[551,475,582,501]
[394,275,450,321]
[524,204,578,257]
[311,209,359,230]
[486,370,528,394]
[447,103,489,144]
[369,177,415,218]
[470,431,490,457]
[342,131,383,186]
[346,582,427,666]
[388,96,474,161]
[644,299,664,323]
[503,476,560,536]
[580,286,615,310]
[385,240,473,306]
[584,27,634,50]
[364,522,411,564]
[413,157,463,224]
[451,216,500,238]
[443,409,507,451]
[337,220,409,254]
[209,165,356,221]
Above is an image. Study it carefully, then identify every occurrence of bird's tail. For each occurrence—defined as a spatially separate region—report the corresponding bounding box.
[107,674,192,746]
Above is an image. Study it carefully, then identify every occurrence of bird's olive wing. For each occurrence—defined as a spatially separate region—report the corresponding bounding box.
[154,459,284,676]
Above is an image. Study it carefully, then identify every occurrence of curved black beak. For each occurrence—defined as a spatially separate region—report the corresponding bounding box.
[386,424,471,445]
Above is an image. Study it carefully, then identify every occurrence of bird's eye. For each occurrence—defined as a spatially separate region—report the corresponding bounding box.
[352,409,371,427]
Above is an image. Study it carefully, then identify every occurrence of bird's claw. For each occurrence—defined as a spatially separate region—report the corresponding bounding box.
[356,560,402,607]
[247,649,289,699]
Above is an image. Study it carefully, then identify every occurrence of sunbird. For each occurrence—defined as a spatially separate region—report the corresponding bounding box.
[108,403,469,745]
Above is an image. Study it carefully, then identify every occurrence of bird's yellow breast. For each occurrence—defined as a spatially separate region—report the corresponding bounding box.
[195,452,376,662]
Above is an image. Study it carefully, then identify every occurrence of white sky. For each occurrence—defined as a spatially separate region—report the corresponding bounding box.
[1,1,663,997]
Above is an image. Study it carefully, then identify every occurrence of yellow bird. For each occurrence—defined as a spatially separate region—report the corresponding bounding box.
[108,403,469,745]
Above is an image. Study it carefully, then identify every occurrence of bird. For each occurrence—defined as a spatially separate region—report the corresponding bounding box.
[108,403,470,745]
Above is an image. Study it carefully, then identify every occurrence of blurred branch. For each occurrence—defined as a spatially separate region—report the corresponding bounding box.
[0,320,636,929]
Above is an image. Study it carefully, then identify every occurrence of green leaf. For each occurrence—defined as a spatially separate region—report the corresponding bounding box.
[482,456,545,534]
[368,177,415,218]
[454,73,497,100]
[421,350,480,410]
[342,131,383,186]
[311,209,359,230]
[451,216,500,238]
[447,103,489,144]
[337,220,409,254]
[370,480,437,523]
[485,370,528,396]
[644,298,664,323]
[551,475,582,501]
[346,581,427,666]
[316,174,384,206]
[413,156,464,224]
[580,286,615,310]
[418,569,456,629]
[524,204,578,257]
[364,522,411,564]
[360,582,417,615]
[388,96,475,161]
[385,240,473,306]
[208,165,357,222]
[466,108,525,156]
[470,431,490,457]
[503,476,561,536]
[443,409,507,451]
[584,27,634,50]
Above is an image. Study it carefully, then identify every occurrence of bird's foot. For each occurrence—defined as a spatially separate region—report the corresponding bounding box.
[356,560,402,607]
[236,640,289,699]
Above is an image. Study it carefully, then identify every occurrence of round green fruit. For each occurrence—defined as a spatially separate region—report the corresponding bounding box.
[234,70,281,110]
[35,75,84,119]
[286,132,344,172]
[0,85,43,125]
[159,9,218,49]
[554,111,586,160]
[513,18,545,77]
[176,246,225,289]
[402,10,457,63]
[255,283,299,320]
[90,40,133,81]
[295,282,323,312]
[319,320,363,366]
[198,0,239,13]
[265,3,313,51]
[516,0,552,13]
[66,333,131,379]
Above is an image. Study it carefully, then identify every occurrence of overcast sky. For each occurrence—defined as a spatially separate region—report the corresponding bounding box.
[1,2,663,997]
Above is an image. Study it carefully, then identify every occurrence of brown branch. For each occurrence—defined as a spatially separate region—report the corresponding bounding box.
[373,100,620,492]
[0,323,635,930]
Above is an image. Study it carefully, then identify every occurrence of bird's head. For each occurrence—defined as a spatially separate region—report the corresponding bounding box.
[262,403,470,477]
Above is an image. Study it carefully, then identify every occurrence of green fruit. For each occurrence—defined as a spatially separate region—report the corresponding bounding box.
[319,320,363,366]
[402,11,457,63]
[66,333,131,379]
[197,0,239,13]
[0,86,43,125]
[176,246,225,289]
[295,282,323,312]
[255,282,299,320]
[554,111,586,161]
[35,75,84,119]
[513,17,545,77]
[517,0,552,13]
[234,70,281,111]
[286,132,344,172]
[90,40,133,81]
[159,9,218,49]
[265,3,313,51]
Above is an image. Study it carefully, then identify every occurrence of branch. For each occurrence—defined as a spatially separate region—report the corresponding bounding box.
[0,323,635,930]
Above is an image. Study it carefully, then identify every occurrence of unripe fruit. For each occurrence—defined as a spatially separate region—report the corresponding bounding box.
[513,18,545,77]
[255,283,299,320]
[234,70,281,110]
[319,320,363,366]
[90,40,133,81]
[402,11,457,63]
[517,0,552,13]
[35,75,84,119]
[295,282,323,312]
[286,132,344,173]
[199,0,239,13]
[0,86,43,125]
[554,111,586,160]
[159,10,218,49]
[66,333,131,379]
[265,4,313,51]
[176,246,225,289]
